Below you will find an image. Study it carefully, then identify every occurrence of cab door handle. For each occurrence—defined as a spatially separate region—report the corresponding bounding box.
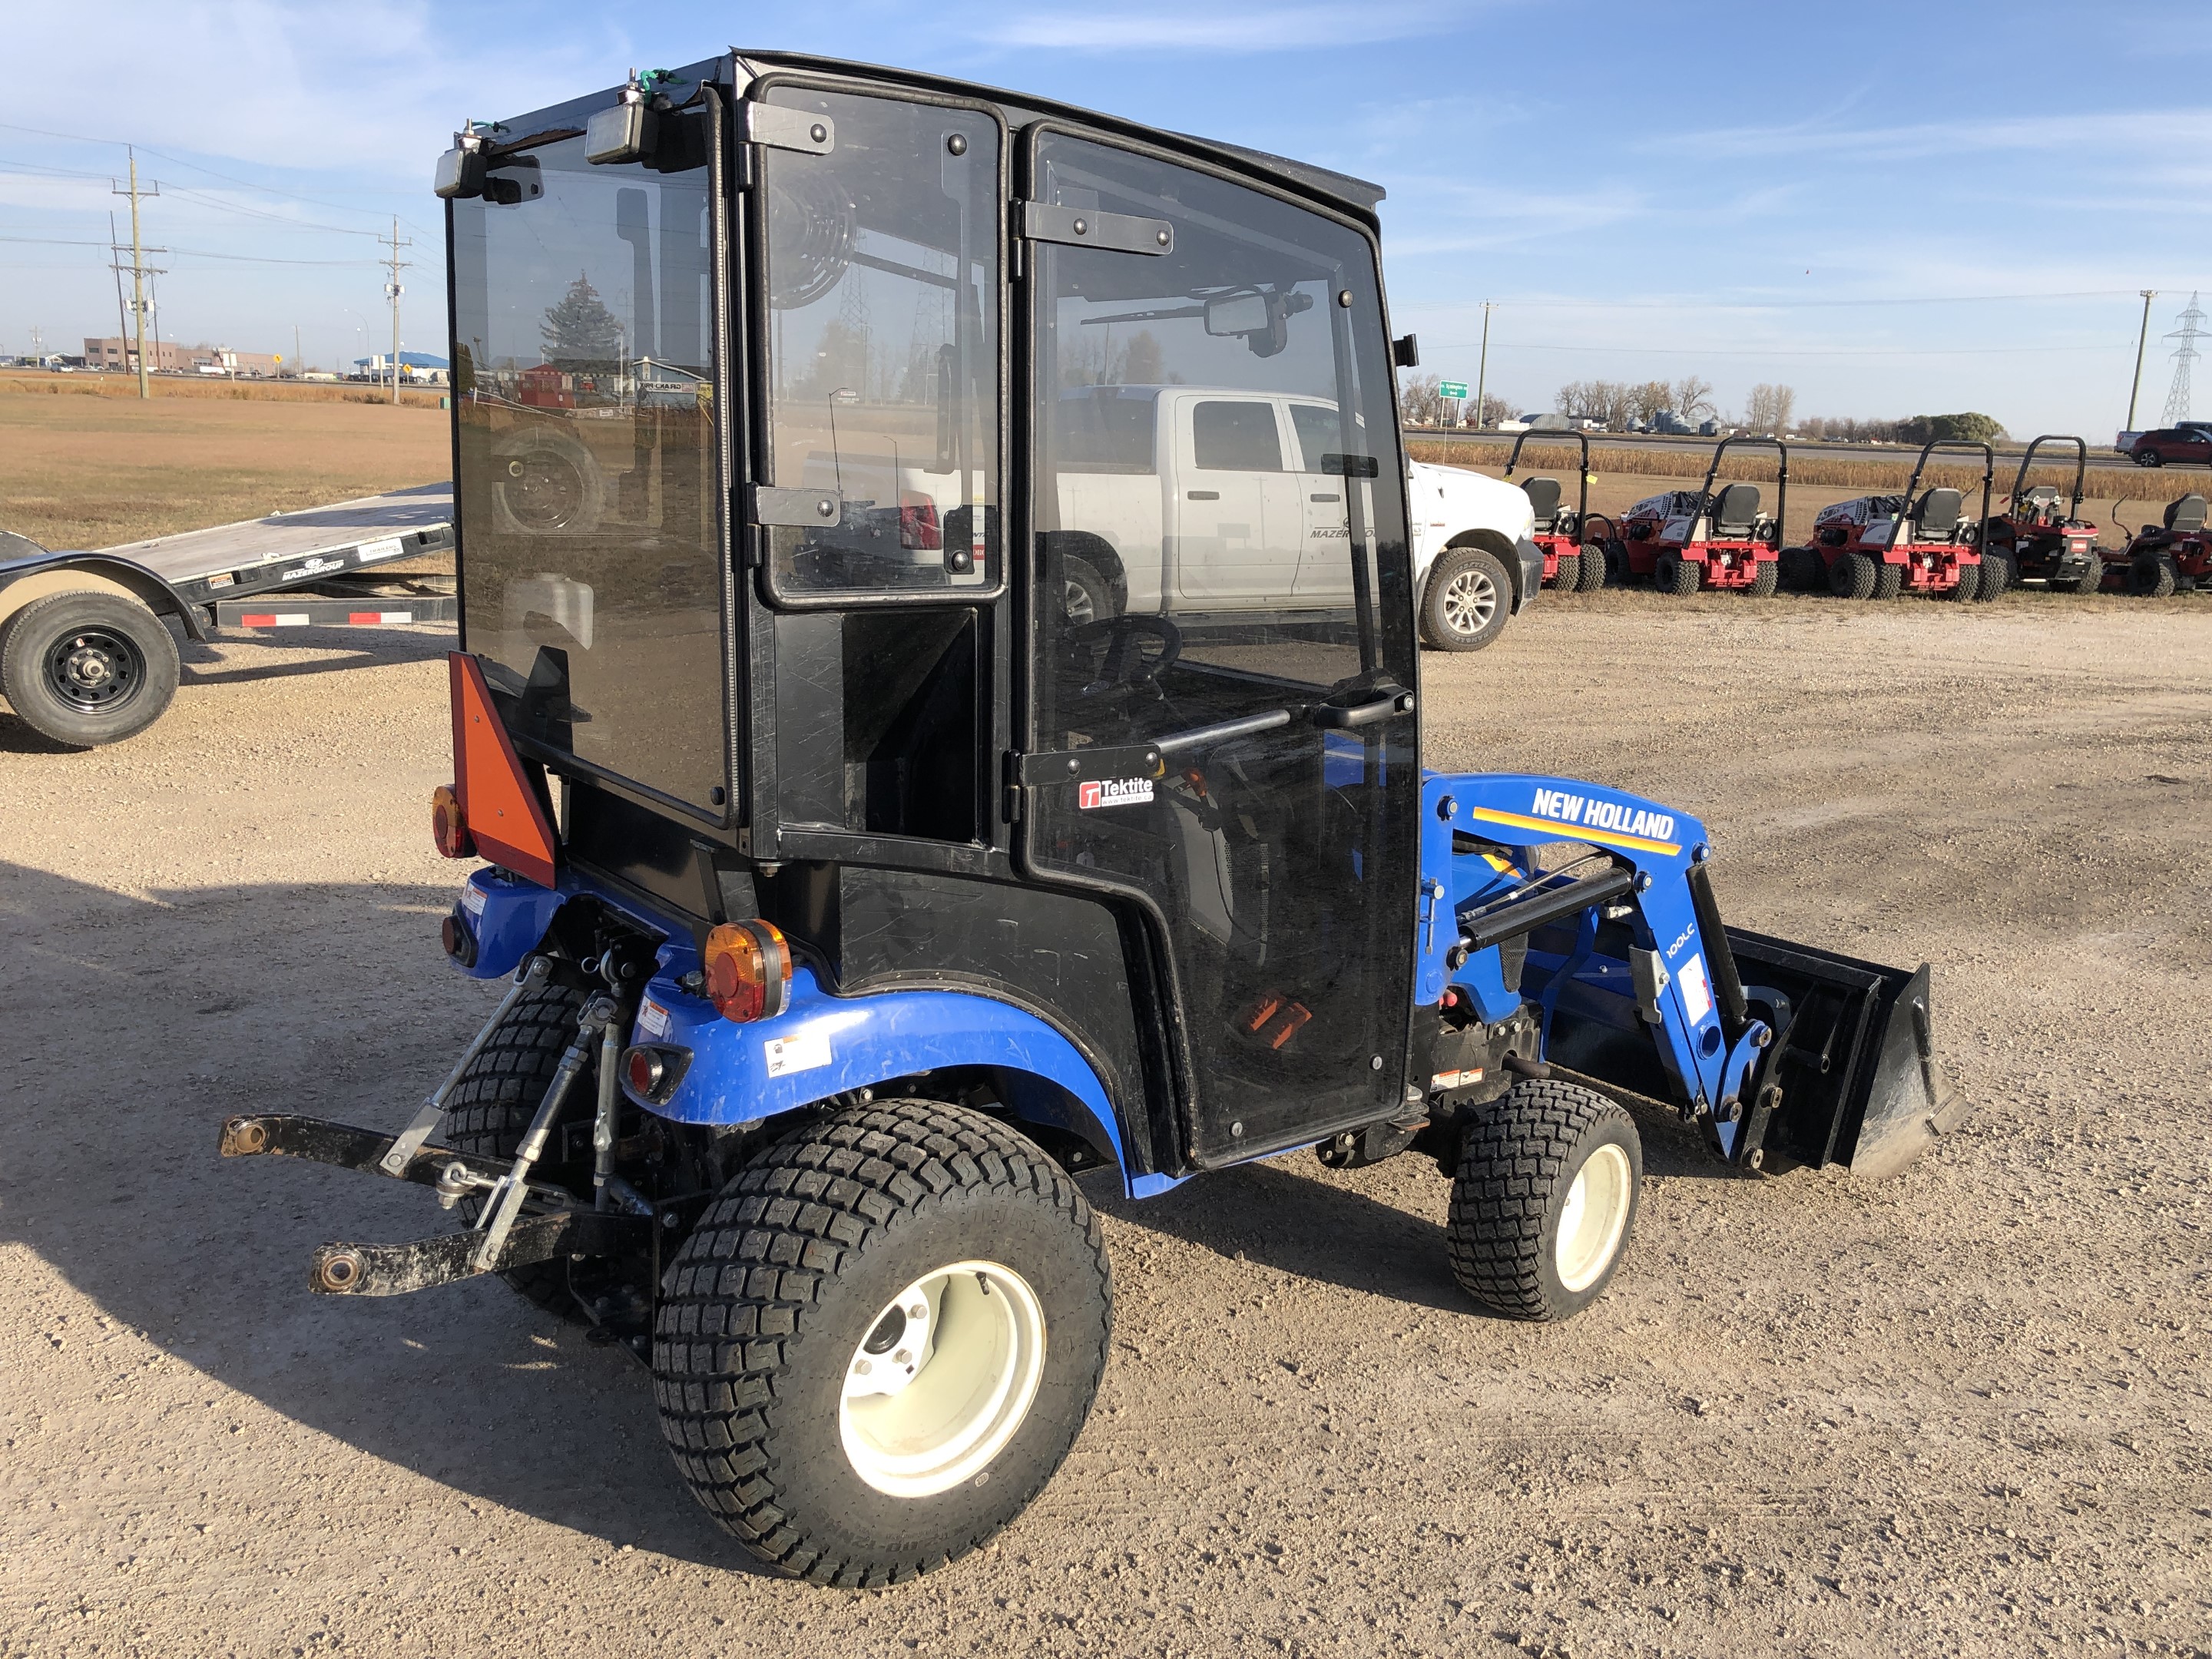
[1308,690,1416,729]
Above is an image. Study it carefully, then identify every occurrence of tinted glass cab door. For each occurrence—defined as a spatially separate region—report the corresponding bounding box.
[1023,131,1420,1167]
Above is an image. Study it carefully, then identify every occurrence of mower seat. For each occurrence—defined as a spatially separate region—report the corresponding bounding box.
[1710,482,1760,538]
[2165,493,2208,534]
[1521,476,1564,531]
[1912,488,1963,541]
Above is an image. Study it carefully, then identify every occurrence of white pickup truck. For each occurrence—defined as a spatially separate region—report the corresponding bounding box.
[1041,386,1539,651]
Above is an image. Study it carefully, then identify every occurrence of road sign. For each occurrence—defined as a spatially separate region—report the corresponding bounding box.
[1439,380,1469,400]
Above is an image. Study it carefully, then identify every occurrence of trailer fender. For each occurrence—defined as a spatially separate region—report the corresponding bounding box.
[628,963,1131,1187]
[0,556,207,641]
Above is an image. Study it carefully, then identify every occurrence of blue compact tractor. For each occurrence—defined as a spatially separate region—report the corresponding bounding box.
[222,51,1963,1586]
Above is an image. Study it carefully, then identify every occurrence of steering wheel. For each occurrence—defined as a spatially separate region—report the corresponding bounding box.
[1065,614,1181,700]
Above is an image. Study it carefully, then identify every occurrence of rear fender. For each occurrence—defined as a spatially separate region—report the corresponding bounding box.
[629,957,1132,1191]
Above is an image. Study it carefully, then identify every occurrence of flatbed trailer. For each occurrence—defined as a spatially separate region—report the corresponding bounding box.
[0,482,453,745]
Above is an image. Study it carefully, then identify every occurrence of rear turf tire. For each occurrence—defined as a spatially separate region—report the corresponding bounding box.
[1576,543,1608,591]
[1551,551,1581,591]
[1653,552,1700,596]
[1942,561,1980,601]
[2068,556,2108,595]
[1974,551,2012,601]
[0,589,180,748]
[1872,559,1905,601]
[652,1099,1113,1585]
[1746,557,1780,598]
[444,980,593,1319]
[2130,552,2178,598]
[1829,551,1878,600]
[1447,1080,1643,1323]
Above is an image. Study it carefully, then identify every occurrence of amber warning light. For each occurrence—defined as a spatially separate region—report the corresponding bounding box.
[702,920,793,1024]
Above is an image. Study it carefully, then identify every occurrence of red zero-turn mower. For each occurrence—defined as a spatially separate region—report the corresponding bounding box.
[1802,439,1992,601]
[1502,430,1610,592]
[1612,435,1785,595]
[1981,435,2104,597]
[2108,490,2210,598]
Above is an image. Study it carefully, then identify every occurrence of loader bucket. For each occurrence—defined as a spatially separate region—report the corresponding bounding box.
[1724,930,1966,1177]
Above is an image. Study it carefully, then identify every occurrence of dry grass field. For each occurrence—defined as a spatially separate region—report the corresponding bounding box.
[0,382,450,551]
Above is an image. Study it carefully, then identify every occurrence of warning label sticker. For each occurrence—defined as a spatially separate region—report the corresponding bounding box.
[1677,955,1714,1025]
[764,1031,832,1078]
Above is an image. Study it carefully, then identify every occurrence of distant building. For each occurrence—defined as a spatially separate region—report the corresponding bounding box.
[83,338,280,376]
[354,351,450,385]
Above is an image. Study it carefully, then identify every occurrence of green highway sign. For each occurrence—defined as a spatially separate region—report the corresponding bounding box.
[1439,380,1469,399]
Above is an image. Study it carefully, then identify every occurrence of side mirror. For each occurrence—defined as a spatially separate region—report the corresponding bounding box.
[1392,333,1420,368]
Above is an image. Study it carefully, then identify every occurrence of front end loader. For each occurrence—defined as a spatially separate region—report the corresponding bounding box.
[220,52,1967,1587]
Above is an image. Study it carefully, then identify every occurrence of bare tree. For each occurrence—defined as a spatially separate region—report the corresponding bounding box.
[1399,372,1442,426]
[1631,379,1672,424]
[1475,391,1513,428]
[1742,382,1797,434]
[1672,375,1716,419]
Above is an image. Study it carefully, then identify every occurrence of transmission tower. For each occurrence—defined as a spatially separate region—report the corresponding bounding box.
[2160,292,2204,426]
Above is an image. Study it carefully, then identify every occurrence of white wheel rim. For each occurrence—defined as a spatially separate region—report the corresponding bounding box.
[839,1260,1047,1498]
[1062,579,1094,624]
[1441,568,1498,634]
[1555,1144,1633,1293]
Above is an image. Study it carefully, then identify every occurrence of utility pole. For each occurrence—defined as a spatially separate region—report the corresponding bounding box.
[108,212,129,371]
[1473,301,1495,431]
[113,149,164,399]
[294,323,302,379]
[2128,290,2157,431]
[379,217,412,406]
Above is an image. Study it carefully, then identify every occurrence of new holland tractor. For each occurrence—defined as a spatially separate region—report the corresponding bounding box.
[219,53,1965,1588]
[1502,430,1610,592]
[1611,435,1786,595]
[1798,439,1995,601]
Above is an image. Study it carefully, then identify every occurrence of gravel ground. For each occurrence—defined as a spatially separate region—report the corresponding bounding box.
[2,591,2207,1658]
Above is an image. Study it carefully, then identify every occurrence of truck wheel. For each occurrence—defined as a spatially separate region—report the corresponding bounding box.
[2130,552,2178,598]
[1419,546,1512,651]
[0,590,180,748]
[653,1099,1112,1585]
[1059,555,1116,626]
[445,980,594,1319]
[1652,552,1700,596]
[1871,559,1904,601]
[1551,551,1581,591]
[1942,562,1979,601]
[1447,1080,1642,1323]
[1745,558,1780,598]
[1828,551,1876,599]
[1974,551,2012,601]
[1576,544,1608,592]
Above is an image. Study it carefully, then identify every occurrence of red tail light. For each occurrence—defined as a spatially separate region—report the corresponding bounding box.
[702,919,793,1024]
[431,784,475,859]
[899,493,942,551]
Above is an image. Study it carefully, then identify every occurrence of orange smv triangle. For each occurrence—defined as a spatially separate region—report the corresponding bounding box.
[449,651,558,889]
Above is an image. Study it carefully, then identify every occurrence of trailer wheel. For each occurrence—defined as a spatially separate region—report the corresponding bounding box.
[653,1099,1112,1585]
[1576,544,1608,592]
[1826,551,1875,600]
[1941,562,1980,601]
[444,980,594,1319]
[1652,552,1700,597]
[1745,558,1780,598]
[1420,546,1512,651]
[1551,551,1581,591]
[0,589,180,748]
[2130,551,2178,598]
[1974,551,2012,601]
[1447,1080,1642,1323]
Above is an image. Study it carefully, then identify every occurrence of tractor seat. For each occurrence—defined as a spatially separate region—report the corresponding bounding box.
[1912,487,1963,541]
[2166,493,2208,534]
[1710,482,1760,538]
[1521,476,1564,531]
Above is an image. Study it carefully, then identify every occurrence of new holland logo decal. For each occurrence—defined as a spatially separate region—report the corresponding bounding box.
[1078,777,1154,810]
[1463,786,1684,856]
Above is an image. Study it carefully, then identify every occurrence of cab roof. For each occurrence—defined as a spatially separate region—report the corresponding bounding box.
[477,49,1386,226]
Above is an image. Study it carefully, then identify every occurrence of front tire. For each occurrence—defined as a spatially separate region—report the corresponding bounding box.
[1419,546,1513,651]
[1652,551,1700,596]
[1745,557,1780,598]
[653,1100,1112,1585]
[1576,542,1608,592]
[1942,561,1980,601]
[0,589,180,747]
[1551,550,1581,592]
[2130,551,2179,598]
[1974,551,2012,601]
[1447,1080,1642,1322]
[2135,449,2164,468]
[2068,555,2108,595]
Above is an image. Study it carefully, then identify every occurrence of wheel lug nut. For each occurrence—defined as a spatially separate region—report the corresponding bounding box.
[893,1349,912,1366]
[854,1359,872,1376]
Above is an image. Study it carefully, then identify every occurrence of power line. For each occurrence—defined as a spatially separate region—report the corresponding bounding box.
[1415,289,2147,313]
[0,234,380,266]
[1431,340,2128,358]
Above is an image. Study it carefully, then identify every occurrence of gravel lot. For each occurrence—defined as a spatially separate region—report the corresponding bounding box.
[2,592,2207,1657]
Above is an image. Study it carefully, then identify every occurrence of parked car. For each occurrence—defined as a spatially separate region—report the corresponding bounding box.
[2124,425,2212,467]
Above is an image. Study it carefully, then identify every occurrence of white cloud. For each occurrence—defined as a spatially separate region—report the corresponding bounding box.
[983,2,1474,51]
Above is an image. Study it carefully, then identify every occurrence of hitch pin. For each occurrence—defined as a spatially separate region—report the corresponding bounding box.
[380,956,553,1177]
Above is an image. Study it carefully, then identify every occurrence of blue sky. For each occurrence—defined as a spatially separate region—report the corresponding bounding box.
[5,1,2209,434]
